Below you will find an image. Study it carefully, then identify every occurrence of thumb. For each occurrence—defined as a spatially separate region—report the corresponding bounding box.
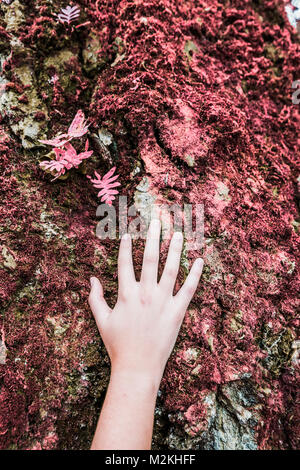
[88,276,111,326]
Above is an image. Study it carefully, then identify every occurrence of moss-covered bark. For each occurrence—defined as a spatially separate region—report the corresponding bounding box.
[0,0,299,449]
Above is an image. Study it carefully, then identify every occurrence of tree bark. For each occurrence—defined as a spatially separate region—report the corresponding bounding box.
[0,0,299,450]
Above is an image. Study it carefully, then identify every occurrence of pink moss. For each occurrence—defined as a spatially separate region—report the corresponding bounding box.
[0,0,299,450]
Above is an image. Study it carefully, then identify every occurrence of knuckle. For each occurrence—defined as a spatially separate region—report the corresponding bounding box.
[118,290,127,303]
[166,267,177,278]
[144,254,157,264]
[118,255,128,266]
[173,243,182,253]
[185,284,196,296]
[139,292,151,305]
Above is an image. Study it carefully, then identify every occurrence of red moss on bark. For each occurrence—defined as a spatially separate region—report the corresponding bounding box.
[0,0,299,449]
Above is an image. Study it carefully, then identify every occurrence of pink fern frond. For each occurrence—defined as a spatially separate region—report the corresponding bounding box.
[67,109,89,138]
[39,159,67,180]
[63,141,93,167]
[39,134,69,147]
[56,5,81,25]
[40,140,93,180]
[38,110,89,148]
[88,167,121,206]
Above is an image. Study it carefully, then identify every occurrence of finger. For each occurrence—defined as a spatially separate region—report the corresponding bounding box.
[159,231,183,294]
[174,258,203,312]
[88,276,111,326]
[118,233,135,293]
[140,219,161,285]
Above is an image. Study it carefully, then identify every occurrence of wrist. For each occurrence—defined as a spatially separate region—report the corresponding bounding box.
[110,363,162,395]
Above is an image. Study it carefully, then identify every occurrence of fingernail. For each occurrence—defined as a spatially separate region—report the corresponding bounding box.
[90,276,96,286]
[195,258,204,269]
[122,233,131,240]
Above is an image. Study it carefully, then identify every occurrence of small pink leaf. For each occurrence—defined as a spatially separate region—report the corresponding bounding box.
[88,167,121,206]
[40,142,93,180]
[67,109,89,138]
[39,134,69,147]
[56,5,81,25]
[102,166,116,180]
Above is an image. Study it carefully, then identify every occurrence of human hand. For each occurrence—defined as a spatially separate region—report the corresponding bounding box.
[89,219,203,388]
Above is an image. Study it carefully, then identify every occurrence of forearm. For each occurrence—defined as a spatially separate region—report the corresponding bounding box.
[91,367,160,450]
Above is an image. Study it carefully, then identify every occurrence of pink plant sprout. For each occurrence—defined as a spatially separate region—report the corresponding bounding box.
[67,109,90,138]
[40,140,93,180]
[56,5,81,25]
[39,134,70,148]
[39,109,89,147]
[39,109,120,206]
[88,167,121,205]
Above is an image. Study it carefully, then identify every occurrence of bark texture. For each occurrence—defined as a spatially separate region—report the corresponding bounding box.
[0,0,299,450]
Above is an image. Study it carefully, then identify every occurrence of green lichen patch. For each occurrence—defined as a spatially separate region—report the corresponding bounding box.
[259,326,294,377]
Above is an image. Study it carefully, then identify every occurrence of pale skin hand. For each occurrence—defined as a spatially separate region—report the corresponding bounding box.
[89,219,203,450]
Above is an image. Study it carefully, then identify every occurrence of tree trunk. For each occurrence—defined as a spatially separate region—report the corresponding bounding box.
[0,0,299,450]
